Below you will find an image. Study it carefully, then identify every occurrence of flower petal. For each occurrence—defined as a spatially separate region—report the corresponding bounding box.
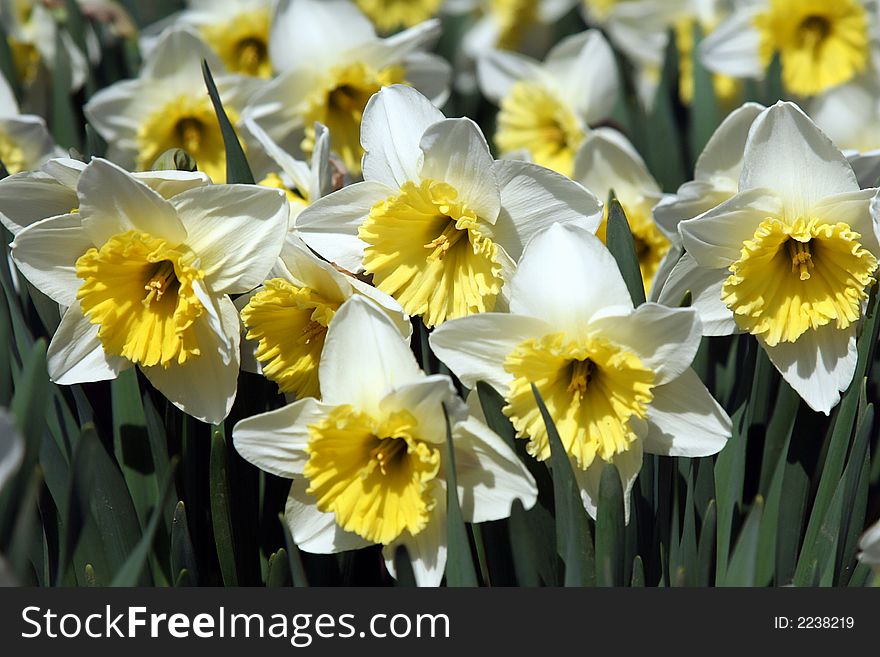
[643,368,731,457]
[574,439,642,523]
[545,30,618,124]
[476,49,541,104]
[0,171,78,235]
[694,102,764,183]
[698,7,763,78]
[383,492,447,587]
[452,416,537,523]
[380,375,467,444]
[47,303,130,385]
[285,478,373,553]
[656,253,738,336]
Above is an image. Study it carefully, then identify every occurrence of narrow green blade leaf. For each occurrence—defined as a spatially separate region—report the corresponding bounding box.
[266,549,292,587]
[393,546,417,587]
[171,501,198,586]
[202,59,255,184]
[50,30,81,150]
[722,496,764,586]
[443,403,479,586]
[605,193,646,306]
[595,463,625,586]
[210,423,239,586]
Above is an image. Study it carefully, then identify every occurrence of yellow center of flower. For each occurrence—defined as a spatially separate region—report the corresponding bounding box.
[258,172,310,210]
[75,231,206,368]
[201,9,272,78]
[137,96,241,183]
[359,179,503,328]
[305,405,441,544]
[503,332,655,470]
[490,0,539,50]
[597,201,670,292]
[721,217,877,346]
[496,80,585,177]
[302,62,406,176]
[240,279,340,398]
[354,0,443,33]
[753,0,869,96]
[0,131,26,174]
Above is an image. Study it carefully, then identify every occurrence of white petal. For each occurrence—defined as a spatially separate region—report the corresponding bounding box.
[452,416,537,523]
[82,79,147,145]
[545,30,619,124]
[430,312,554,391]
[573,440,642,523]
[397,51,453,111]
[762,324,857,415]
[694,102,764,183]
[0,171,78,235]
[652,180,734,237]
[679,188,782,268]
[810,188,880,258]
[572,130,660,207]
[10,213,93,306]
[644,368,731,457]
[509,223,632,331]
[232,397,331,478]
[47,303,130,385]
[491,159,602,263]
[361,85,443,189]
[296,180,393,273]
[319,296,422,413]
[476,49,541,104]
[78,158,186,246]
[239,67,318,151]
[140,296,240,424]
[858,519,880,567]
[142,26,223,90]
[359,19,442,70]
[419,118,500,222]
[284,478,373,553]
[131,170,212,198]
[173,184,289,294]
[741,102,859,215]
[380,375,467,445]
[383,492,447,587]
[590,302,702,386]
[698,7,763,79]
[656,253,738,336]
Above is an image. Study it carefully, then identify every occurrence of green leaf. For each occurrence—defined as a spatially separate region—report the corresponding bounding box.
[266,549,292,587]
[688,22,721,163]
[713,403,747,583]
[171,501,198,586]
[532,383,594,586]
[0,21,21,103]
[9,338,48,448]
[645,28,686,191]
[630,555,645,587]
[210,423,239,586]
[393,546,417,587]
[605,193,646,306]
[443,403,479,586]
[202,59,255,184]
[595,463,625,586]
[279,513,309,587]
[50,29,81,150]
[722,497,764,586]
[696,500,717,586]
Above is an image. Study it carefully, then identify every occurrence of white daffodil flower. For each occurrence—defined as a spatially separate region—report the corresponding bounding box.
[700,0,877,98]
[430,223,731,520]
[10,158,289,424]
[242,0,451,176]
[246,119,334,227]
[810,74,880,189]
[572,129,671,295]
[858,519,880,575]
[0,0,88,90]
[296,84,602,328]
[0,409,24,494]
[583,0,736,109]
[476,29,619,176]
[233,295,537,586]
[236,233,409,399]
[354,0,443,34]
[0,156,211,237]
[85,26,266,183]
[653,102,764,302]
[661,102,880,414]
[142,0,275,78]
[0,72,63,177]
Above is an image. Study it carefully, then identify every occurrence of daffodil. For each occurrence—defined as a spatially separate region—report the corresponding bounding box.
[431,223,730,519]
[10,158,289,423]
[296,84,602,328]
[652,102,764,302]
[0,156,210,236]
[247,119,334,226]
[85,26,266,183]
[809,74,880,188]
[355,0,443,33]
[237,233,409,399]
[242,0,451,176]
[0,71,63,177]
[700,0,875,97]
[142,0,275,78]
[233,295,537,586]
[661,102,880,414]
[477,29,619,176]
[583,0,737,108]
[0,0,87,90]
[858,519,880,576]
[572,130,671,294]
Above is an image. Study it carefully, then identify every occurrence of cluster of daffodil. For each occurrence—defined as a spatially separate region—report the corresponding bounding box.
[2,0,880,588]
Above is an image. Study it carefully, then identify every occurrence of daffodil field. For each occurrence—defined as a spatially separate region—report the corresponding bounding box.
[1,0,880,590]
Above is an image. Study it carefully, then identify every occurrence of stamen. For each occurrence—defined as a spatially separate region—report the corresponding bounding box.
[798,15,830,49]
[787,238,814,280]
[424,220,467,260]
[143,260,176,307]
[567,359,593,399]
[237,38,265,73]
[371,437,407,476]
[300,320,326,345]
